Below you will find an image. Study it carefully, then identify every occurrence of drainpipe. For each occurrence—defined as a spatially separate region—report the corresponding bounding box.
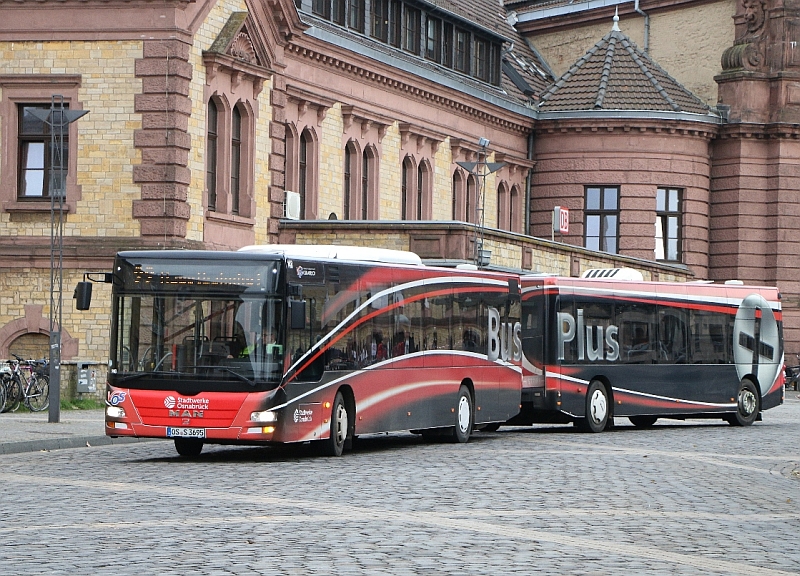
[525,132,534,235]
[634,0,650,53]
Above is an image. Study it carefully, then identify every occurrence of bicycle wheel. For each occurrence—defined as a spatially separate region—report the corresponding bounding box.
[25,374,49,412]
[0,379,6,413]
[5,376,22,412]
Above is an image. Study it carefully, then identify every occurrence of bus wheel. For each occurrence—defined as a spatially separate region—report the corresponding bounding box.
[322,391,349,456]
[726,380,760,427]
[629,416,657,428]
[174,438,203,457]
[452,385,474,443]
[579,381,609,433]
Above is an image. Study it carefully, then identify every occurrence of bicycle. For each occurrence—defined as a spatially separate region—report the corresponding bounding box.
[785,354,800,391]
[1,354,49,412]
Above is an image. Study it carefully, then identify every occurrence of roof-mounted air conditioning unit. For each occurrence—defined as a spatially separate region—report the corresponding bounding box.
[581,267,644,281]
[284,191,301,220]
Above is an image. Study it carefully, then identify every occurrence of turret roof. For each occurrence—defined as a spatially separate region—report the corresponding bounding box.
[538,15,710,114]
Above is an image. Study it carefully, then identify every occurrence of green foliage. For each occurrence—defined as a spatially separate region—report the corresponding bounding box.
[60,397,104,410]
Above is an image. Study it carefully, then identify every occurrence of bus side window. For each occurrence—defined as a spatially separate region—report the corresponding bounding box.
[658,309,688,364]
[617,302,658,363]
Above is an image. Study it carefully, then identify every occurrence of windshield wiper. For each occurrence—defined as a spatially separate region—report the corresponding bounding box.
[114,371,196,383]
[212,366,257,387]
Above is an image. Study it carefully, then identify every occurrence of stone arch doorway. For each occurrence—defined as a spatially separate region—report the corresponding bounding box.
[8,332,49,361]
[0,304,78,360]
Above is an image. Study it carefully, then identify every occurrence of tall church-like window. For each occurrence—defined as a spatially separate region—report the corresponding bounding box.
[206,99,218,211]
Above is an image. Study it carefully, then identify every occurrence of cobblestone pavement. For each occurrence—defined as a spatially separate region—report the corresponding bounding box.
[2,396,800,575]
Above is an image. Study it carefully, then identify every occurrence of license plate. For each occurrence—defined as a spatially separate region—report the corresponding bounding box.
[167,427,206,439]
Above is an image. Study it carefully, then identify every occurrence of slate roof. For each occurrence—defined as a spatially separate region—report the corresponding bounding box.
[296,0,554,108]
[538,20,710,114]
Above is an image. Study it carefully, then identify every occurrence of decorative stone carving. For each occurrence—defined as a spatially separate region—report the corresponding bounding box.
[741,0,767,38]
[229,32,257,64]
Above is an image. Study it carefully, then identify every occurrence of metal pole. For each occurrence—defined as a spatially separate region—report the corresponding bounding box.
[49,96,65,424]
[30,99,88,424]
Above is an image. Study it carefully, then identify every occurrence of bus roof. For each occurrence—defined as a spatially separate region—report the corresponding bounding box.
[238,244,423,266]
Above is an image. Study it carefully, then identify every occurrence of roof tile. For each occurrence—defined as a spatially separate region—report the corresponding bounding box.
[538,25,710,114]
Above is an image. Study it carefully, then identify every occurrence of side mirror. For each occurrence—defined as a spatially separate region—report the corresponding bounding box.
[74,281,93,310]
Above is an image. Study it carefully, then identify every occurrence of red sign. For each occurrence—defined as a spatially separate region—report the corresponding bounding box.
[553,206,569,235]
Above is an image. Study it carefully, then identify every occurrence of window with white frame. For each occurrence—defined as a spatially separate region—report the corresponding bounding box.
[655,187,681,261]
[585,186,619,254]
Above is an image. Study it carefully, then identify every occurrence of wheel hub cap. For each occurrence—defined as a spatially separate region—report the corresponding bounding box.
[589,390,607,424]
[457,396,470,432]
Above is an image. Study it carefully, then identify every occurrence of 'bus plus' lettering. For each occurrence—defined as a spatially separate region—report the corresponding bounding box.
[558,309,619,362]
[487,307,522,362]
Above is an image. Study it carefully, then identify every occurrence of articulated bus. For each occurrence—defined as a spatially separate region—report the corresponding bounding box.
[102,245,523,456]
[514,272,784,431]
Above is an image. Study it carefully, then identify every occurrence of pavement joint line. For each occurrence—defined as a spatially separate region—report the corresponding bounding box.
[0,436,153,456]
[0,470,796,576]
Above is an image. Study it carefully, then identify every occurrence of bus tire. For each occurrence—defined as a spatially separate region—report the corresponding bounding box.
[174,438,203,457]
[726,379,760,427]
[452,385,474,443]
[322,391,348,456]
[578,380,609,433]
[629,416,658,428]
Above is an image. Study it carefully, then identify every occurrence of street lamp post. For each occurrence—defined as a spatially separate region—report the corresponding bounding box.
[457,138,504,268]
[29,97,89,424]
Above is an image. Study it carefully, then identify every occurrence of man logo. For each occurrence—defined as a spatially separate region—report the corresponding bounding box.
[164,395,176,409]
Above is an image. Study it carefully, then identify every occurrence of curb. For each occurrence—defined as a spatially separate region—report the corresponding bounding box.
[0,435,154,456]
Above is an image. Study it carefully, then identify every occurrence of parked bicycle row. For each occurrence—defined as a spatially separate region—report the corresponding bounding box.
[0,354,49,413]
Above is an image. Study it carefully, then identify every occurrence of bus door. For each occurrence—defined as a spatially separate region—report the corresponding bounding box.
[520,283,546,392]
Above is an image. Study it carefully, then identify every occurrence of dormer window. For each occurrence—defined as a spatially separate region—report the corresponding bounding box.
[307,0,503,86]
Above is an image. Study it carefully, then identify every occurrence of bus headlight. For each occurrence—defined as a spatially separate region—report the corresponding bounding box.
[251,410,278,423]
[106,406,125,418]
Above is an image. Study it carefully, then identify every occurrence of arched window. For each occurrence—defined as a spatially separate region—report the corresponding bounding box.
[363,145,379,219]
[299,130,310,219]
[344,143,355,219]
[418,160,432,220]
[417,163,424,219]
[452,169,464,221]
[402,156,413,219]
[510,185,522,233]
[466,174,477,224]
[362,149,369,219]
[497,182,509,230]
[206,99,218,211]
[231,105,242,215]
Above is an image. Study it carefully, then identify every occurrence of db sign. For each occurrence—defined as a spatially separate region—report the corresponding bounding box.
[553,206,569,234]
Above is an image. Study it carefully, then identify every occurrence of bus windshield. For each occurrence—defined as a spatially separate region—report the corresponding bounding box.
[113,295,284,388]
[110,254,285,390]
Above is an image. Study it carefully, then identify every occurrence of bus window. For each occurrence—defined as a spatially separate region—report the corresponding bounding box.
[658,308,689,364]
[521,293,545,366]
[616,302,658,363]
[453,293,482,354]
[689,308,732,364]
[578,301,614,363]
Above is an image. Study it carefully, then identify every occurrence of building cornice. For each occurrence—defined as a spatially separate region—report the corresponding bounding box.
[534,115,719,139]
[286,42,534,137]
[0,0,197,42]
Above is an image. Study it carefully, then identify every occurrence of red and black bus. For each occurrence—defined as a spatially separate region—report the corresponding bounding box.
[514,272,784,431]
[103,245,523,456]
